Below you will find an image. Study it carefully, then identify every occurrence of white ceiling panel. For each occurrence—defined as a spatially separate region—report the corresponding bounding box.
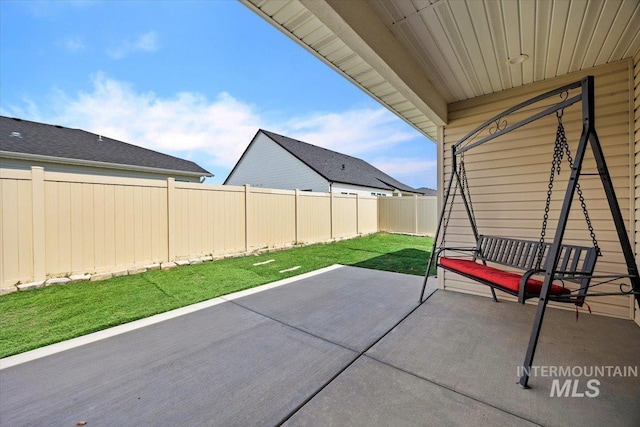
[242,0,640,142]
[614,5,640,58]
[582,0,621,68]
[556,0,588,76]
[597,0,638,65]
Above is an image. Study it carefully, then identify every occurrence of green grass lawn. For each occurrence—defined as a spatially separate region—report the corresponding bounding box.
[0,232,433,358]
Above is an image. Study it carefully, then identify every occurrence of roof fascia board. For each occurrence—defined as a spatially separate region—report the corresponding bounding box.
[0,151,212,179]
[299,0,447,126]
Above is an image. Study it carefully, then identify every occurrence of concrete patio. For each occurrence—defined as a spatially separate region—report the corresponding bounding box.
[1,265,638,426]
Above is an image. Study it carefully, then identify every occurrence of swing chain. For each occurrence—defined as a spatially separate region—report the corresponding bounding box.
[459,154,477,226]
[440,162,460,248]
[556,116,601,256]
[537,111,601,270]
[536,113,566,269]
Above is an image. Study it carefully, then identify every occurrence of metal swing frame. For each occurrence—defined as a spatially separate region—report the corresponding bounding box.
[420,76,640,388]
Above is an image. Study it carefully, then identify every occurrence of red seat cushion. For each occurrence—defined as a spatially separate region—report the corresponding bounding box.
[439,257,571,296]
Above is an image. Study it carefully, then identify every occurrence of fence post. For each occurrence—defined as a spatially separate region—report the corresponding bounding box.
[356,194,360,235]
[167,178,175,261]
[295,189,300,244]
[414,195,419,235]
[245,184,251,251]
[376,196,381,232]
[330,191,334,239]
[31,166,46,281]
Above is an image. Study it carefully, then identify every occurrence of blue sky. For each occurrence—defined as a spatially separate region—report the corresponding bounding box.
[0,0,437,189]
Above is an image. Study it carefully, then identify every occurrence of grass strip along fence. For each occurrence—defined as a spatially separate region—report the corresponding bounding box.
[0,233,433,358]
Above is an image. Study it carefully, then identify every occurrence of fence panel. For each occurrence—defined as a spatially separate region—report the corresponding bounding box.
[379,196,437,236]
[417,196,438,235]
[358,195,378,234]
[1,167,433,290]
[248,187,296,249]
[297,191,331,243]
[332,194,358,238]
[1,169,33,286]
[44,172,168,275]
[172,183,246,259]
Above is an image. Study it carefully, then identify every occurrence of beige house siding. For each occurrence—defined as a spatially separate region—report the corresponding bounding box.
[441,60,635,319]
[634,49,640,325]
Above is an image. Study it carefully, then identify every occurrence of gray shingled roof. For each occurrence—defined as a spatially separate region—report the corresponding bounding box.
[0,116,211,177]
[416,187,437,196]
[261,130,419,193]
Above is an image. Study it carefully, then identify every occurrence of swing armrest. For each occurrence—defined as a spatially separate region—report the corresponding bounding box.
[436,247,479,257]
[519,269,544,304]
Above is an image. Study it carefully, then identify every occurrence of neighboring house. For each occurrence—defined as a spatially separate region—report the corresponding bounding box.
[0,116,212,182]
[416,187,437,197]
[224,129,421,196]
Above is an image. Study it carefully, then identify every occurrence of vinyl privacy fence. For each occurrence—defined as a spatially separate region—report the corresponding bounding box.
[378,195,437,235]
[1,167,436,290]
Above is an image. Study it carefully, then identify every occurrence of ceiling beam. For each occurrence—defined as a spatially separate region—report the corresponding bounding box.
[300,0,447,125]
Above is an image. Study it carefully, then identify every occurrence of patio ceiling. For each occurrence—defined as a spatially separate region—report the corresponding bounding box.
[241,0,640,142]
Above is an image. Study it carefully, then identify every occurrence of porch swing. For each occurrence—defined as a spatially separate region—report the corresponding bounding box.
[420,76,640,388]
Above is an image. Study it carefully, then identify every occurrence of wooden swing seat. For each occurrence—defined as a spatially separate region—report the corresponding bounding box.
[438,235,598,304]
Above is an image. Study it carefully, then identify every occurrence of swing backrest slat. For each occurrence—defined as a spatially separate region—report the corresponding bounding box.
[476,235,597,299]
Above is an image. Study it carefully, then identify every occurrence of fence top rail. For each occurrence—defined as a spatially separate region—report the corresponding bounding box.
[0,168,31,180]
[174,182,245,192]
[297,191,330,198]
[250,187,296,195]
[42,171,169,188]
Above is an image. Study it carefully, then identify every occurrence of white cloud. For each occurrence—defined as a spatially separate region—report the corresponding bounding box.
[44,73,260,168]
[283,109,416,156]
[4,74,431,184]
[132,31,158,51]
[107,31,159,59]
[59,36,85,52]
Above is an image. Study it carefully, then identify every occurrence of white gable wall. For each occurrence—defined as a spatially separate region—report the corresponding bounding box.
[226,132,329,192]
